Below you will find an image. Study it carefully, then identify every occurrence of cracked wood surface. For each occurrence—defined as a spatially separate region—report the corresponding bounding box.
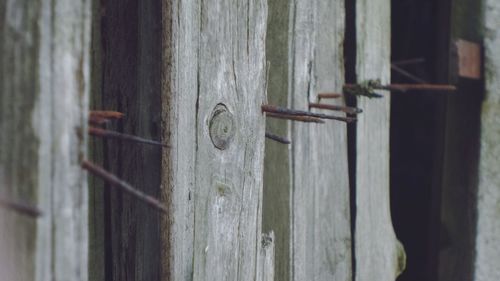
[263,0,352,280]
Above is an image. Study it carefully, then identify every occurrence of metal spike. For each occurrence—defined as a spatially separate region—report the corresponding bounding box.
[265,132,291,144]
[81,160,168,213]
[89,127,168,147]
[262,105,357,123]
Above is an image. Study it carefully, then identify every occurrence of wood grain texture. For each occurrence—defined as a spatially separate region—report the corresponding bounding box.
[264,0,352,280]
[354,0,405,280]
[256,232,275,281]
[161,0,268,280]
[89,0,164,280]
[0,0,91,280]
[289,1,352,280]
[475,1,500,280]
[262,0,291,280]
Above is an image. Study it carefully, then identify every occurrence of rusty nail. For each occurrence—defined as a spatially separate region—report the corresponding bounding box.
[81,160,168,213]
[89,127,168,147]
[266,112,325,123]
[265,132,291,144]
[89,110,124,125]
[309,103,362,114]
[262,104,357,123]
[318,93,343,100]
[344,83,456,92]
[0,197,43,218]
[392,58,426,66]
[377,83,457,92]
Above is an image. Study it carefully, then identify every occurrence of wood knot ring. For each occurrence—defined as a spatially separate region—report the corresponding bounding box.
[209,104,235,150]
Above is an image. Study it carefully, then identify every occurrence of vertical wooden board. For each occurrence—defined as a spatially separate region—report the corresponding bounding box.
[88,0,106,279]
[262,0,291,279]
[92,0,164,279]
[161,0,199,280]
[0,1,41,279]
[0,0,91,280]
[162,0,268,280]
[435,1,483,280]
[475,1,500,280]
[290,0,352,280]
[355,0,405,280]
[42,1,90,279]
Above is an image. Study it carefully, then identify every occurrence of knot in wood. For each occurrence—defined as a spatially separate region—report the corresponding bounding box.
[209,104,235,150]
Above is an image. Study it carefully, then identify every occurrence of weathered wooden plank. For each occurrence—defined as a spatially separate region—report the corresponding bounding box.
[434,1,483,280]
[264,0,352,279]
[0,1,40,278]
[262,0,291,280]
[354,0,405,280]
[88,0,164,280]
[0,0,91,280]
[475,1,500,280]
[161,0,268,280]
[289,1,352,280]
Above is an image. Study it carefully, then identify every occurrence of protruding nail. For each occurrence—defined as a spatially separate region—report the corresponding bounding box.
[262,105,357,123]
[309,103,362,114]
[391,64,427,84]
[89,110,124,125]
[377,84,457,92]
[266,112,325,123]
[392,58,425,66]
[318,93,343,99]
[0,197,42,218]
[344,80,456,98]
[81,160,168,213]
[89,127,168,147]
[265,132,291,144]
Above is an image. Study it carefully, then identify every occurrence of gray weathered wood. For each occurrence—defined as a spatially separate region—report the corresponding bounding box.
[475,2,500,280]
[354,0,405,280]
[161,0,268,280]
[256,232,275,281]
[0,0,91,280]
[263,0,352,280]
[262,0,291,280]
[290,1,352,281]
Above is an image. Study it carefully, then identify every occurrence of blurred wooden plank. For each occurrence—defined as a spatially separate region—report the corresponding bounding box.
[435,1,483,281]
[354,0,406,280]
[475,1,500,280]
[0,0,91,280]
